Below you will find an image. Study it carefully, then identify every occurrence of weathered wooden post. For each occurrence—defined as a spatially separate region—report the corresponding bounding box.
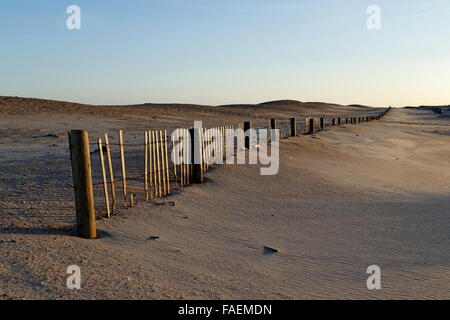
[320,118,324,130]
[68,130,97,239]
[270,119,277,141]
[270,118,276,130]
[243,121,251,149]
[290,118,297,137]
[130,193,135,208]
[308,118,314,133]
[190,128,204,183]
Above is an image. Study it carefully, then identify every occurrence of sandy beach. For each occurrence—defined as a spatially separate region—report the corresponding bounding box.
[1,97,449,299]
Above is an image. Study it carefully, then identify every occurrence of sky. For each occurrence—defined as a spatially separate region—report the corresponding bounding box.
[0,0,449,107]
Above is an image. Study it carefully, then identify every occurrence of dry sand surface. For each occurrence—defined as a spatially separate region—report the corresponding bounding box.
[1,97,449,299]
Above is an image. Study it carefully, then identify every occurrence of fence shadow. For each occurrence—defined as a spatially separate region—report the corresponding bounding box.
[0,226,76,236]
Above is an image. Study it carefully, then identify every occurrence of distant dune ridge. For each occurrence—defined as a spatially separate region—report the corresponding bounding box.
[0,96,373,117]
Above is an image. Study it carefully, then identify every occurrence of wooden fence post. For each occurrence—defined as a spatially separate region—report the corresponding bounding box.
[243,121,251,149]
[309,118,314,133]
[190,128,204,183]
[290,118,297,137]
[270,119,276,130]
[68,130,97,239]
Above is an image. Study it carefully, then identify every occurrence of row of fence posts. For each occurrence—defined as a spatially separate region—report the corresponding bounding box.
[69,107,390,238]
[68,125,236,238]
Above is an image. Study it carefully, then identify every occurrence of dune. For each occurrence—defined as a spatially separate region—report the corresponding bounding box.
[1,98,449,299]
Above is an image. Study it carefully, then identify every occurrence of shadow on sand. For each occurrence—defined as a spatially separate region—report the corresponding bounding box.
[0,226,76,236]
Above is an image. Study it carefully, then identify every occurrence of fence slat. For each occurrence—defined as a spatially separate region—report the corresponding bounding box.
[98,138,111,218]
[148,130,154,200]
[165,130,171,195]
[159,130,167,196]
[151,130,158,198]
[155,130,162,198]
[119,130,127,205]
[144,131,149,202]
[104,133,116,214]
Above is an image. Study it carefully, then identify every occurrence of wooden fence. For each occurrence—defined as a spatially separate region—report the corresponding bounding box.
[69,107,391,238]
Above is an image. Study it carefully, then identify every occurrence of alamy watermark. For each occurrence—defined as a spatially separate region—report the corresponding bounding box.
[65,5,381,31]
[171,121,279,176]
[366,265,381,290]
[66,5,81,30]
[367,5,381,30]
[66,265,81,289]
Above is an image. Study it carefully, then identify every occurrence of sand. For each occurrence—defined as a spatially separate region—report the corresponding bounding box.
[1,97,449,299]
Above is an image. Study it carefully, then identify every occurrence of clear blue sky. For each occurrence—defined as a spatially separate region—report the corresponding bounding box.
[1,0,449,107]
